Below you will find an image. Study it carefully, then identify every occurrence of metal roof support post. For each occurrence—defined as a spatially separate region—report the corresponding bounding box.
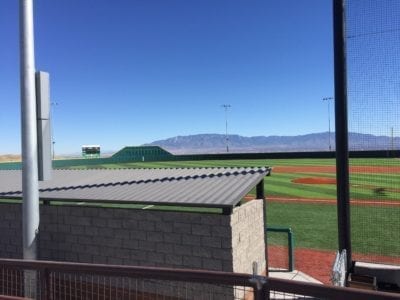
[20,0,39,261]
[333,0,352,270]
[256,179,268,276]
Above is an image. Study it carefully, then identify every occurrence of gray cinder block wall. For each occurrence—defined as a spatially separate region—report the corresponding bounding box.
[0,203,22,258]
[0,200,265,275]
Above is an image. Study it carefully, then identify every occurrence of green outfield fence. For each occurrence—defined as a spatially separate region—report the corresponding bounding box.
[1,146,400,170]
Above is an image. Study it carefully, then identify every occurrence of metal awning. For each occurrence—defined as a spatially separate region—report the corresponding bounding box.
[0,167,271,208]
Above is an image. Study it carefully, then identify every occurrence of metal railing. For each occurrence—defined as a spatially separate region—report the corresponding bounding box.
[0,258,399,300]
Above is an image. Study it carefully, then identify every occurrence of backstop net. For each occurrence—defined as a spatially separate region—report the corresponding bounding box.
[346,0,400,265]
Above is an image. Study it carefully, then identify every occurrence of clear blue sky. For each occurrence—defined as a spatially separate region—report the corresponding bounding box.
[0,0,335,154]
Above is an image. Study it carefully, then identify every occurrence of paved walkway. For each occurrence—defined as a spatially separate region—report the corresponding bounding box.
[268,269,323,299]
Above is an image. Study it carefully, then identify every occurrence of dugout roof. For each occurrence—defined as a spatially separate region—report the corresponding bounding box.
[0,167,270,208]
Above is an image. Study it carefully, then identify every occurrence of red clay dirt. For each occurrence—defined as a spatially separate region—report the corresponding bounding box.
[292,177,337,184]
[268,246,400,285]
[273,165,400,174]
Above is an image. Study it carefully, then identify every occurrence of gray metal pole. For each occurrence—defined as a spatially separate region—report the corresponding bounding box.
[20,0,39,260]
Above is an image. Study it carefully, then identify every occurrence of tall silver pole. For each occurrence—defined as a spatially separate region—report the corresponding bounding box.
[222,104,231,153]
[323,97,334,151]
[20,0,39,260]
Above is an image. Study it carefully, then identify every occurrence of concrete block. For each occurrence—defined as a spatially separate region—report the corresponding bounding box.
[114,228,130,239]
[201,236,221,248]
[155,221,173,233]
[98,209,113,218]
[192,247,211,258]
[211,226,231,238]
[65,252,78,261]
[85,226,98,236]
[130,230,147,241]
[200,215,221,226]
[92,218,107,227]
[138,221,155,231]
[130,249,147,261]
[173,222,191,234]
[182,234,201,246]
[163,233,181,244]
[183,256,202,268]
[138,240,156,251]
[70,225,85,235]
[107,257,123,265]
[122,239,139,249]
[113,209,129,218]
[83,208,99,217]
[92,255,108,264]
[78,235,92,245]
[145,212,160,222]
[202,258,222,271]
[174,245,192,256]
[71,208,85,217]
[147,232,163,242]
[65,235,78,243]
[99,227,115,238]
[212,248,232,260]
[156,242,174,253]
[147,252,165,264]
[165,254,182,266]
[122,219,138,229]
[107,219,123,229]
[192,224,211,236]
[115,248,131,259]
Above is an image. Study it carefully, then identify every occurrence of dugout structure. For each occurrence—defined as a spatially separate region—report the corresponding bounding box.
[0,167,270,298]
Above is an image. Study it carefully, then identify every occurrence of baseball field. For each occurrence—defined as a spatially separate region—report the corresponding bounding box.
[69,157,400,253]
[68,157,400,282]
[2,157,399,283]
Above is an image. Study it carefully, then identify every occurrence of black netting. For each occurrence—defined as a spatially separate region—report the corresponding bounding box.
[346,0,400,265]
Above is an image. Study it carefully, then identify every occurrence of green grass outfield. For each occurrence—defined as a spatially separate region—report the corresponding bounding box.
[267,202,400,257]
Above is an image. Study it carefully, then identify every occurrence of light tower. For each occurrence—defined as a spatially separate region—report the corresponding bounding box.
[323,97,334,151]
[221,104,231,153]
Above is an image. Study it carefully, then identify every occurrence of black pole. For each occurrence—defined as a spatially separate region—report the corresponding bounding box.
[333,0,352,270]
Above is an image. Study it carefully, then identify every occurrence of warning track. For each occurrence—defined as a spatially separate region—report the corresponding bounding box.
[273,165,400,174]
[267,196,400,207]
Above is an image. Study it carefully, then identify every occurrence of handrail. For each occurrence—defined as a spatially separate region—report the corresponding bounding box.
[1,258,399,299]
[0,258,257,287]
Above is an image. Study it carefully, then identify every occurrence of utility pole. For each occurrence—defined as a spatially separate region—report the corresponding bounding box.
[20,0,39,261]
[221,104,231,153]
[323,97,334,151]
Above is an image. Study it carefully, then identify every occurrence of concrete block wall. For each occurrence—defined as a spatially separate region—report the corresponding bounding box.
[39,205,238,272]
[0,201,265,275]
[231,200,266,275]
[0,203,22,258]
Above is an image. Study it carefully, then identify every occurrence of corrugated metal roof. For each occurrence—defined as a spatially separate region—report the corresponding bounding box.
[0,167,270,208]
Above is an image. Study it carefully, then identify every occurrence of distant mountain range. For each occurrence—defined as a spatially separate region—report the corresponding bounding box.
[146,132,400,154]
